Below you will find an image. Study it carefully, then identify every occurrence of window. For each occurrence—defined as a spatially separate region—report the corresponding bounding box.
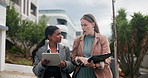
[31,3,37,16]
[61,32,67,39]
[57,19,67,25]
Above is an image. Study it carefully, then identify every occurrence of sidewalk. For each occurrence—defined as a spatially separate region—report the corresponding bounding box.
[139,68,148,78]
[0,70,36,78]
[0,68,147,78]
[1,63,73,78]
[140,68,148,73]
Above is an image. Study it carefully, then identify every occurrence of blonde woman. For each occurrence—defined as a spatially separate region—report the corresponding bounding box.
[71,14,112,78]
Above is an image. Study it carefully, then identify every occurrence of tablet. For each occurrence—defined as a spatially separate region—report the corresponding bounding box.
[42,53,60,66]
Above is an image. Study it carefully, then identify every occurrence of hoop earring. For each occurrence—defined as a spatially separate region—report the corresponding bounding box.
[93,27,95,30]
[45,39,49,44]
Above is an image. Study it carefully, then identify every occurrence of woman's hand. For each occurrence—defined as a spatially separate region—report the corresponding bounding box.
[84,60,102,69]
[77,57,103,69]
[77,57,88,63]
[95,63,101,68]
[78,57,95,67]
[84,60,95,67]
[85,61,102,69]
[58,61,66,68]
[77,57,95,67]
[41,59,50,66]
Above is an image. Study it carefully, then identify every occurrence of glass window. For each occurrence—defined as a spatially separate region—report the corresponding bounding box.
[57,19,67,25]
[31,3,37,16]
[61,32,67,39]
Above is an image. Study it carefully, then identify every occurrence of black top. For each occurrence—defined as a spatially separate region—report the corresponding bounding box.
[44,66,62,78]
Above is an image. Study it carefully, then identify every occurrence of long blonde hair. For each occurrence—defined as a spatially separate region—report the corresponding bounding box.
[81,14,100,33]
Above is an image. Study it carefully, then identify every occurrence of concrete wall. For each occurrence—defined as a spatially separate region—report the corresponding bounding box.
[8,0,38,22]
[0,29,7,71]
[0,2,6,25]
[0,2,8,71]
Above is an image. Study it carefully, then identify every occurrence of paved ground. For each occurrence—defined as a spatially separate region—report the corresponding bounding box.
[0,71,36,78]
[139,68,148,78]
[0,68,147,78]
[0,70,73,78]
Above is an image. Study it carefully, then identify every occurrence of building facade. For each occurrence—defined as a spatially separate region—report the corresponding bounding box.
[0,1,8,71]
[39,10,78,50]
[8,0,38,21]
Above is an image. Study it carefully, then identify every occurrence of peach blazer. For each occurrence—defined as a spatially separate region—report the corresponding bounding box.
[71,32,112,78]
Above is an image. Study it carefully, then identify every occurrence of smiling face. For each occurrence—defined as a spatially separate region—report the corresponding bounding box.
[81,19,95,35]
[48,29,62,43]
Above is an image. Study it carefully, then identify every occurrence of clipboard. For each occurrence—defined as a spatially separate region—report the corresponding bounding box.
[42,53,60,66]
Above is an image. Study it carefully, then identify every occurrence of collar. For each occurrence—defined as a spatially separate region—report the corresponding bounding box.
[47,43,59,53]
[80,32,100,41]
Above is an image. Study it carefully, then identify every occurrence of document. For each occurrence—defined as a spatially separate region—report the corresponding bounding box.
[87,53,112,64]
[42,53,60,66]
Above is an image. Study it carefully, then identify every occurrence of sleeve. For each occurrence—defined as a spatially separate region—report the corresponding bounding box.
[32,49,46,76]
[71,37,80,64]
[62,46,74,73]
[98,62,105,69]
[100,35,111,66]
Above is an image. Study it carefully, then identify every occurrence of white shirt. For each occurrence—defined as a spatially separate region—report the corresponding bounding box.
[47,43,59,53]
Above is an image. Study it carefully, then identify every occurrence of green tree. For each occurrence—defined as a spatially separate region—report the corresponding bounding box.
[111,9,148,78]
[6,6,21,44]
[16,19,46,57]
[128,13,148,78]
[39,15,50,25]
[6,5,47,57]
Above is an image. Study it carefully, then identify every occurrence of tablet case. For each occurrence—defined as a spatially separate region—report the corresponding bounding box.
[87,53,113,64]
